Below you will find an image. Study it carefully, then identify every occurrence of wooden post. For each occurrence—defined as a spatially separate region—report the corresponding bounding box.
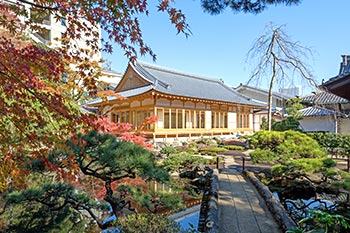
[242,156,245,171]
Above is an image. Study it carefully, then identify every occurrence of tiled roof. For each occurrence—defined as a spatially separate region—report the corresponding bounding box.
[132,61,264,106]
[85,85,154,105]
[301,92,349,105]
[300,106,336,117]
[234,84,293,100]
[322,55,350,86]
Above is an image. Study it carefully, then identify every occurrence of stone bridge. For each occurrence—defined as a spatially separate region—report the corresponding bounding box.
[199,154,297,233]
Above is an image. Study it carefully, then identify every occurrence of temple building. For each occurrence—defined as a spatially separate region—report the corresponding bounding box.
[88,60,264,142]
[322,55,350,100]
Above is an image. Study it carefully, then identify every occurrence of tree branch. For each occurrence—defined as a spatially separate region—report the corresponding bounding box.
[16,0,59,11]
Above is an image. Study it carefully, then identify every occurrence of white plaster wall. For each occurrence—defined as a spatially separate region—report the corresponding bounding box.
[157,109,164,129]
[249,113,254,130]
[227,112,236,129]
[339,118,350,133]
[299,117,335,133]
[253,114,261,131]
[205,111,211,130]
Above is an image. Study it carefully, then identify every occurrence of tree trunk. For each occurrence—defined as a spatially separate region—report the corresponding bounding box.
[267,32,277,131]
[268,52,277,131]
[104,181,121,218]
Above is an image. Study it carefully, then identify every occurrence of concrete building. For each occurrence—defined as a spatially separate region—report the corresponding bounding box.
[4,0,101,60]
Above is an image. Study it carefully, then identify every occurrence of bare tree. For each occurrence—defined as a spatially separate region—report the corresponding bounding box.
[247,23,319,131]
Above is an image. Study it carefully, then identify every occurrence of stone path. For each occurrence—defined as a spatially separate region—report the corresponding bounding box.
[218,155,282,233]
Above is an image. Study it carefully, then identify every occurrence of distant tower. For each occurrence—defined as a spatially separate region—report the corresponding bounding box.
[279,86,301,97]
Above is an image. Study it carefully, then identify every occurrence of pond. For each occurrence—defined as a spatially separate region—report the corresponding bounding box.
[102,205,201,232]
[170,205,201,231]
[273,192,339,221]
[176,211,200,230]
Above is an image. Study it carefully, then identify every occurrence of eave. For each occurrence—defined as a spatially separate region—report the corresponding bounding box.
[322,73,350,100]
[151,90,265,109]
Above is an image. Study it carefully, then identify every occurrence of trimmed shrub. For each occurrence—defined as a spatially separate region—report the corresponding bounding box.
[288,158,324,173]
[273,117,300,131]
[248,130,284,151]
[223,145,245,150]
[198,146,228,155]
[276,131,327,162]
[271,164,289,177]
[160,146,177,156]
[249,130,327,164]
[116,213,181,233]
[249,148,277,163]
[322,158,337,168]
[162,152,210,173]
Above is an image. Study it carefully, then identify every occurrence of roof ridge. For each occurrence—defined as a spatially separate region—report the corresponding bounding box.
[229,86,252,101]
[236,84,292,99]
[301,91,349,104]
[132,61,169,89]
[137,60,224,84]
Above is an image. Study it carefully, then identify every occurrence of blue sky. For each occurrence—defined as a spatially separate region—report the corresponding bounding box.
[102,0,349,95]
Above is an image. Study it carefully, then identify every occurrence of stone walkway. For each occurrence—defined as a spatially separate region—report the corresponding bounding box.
[218,155,282,233]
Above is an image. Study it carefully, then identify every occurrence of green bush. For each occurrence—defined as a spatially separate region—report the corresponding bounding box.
[249,148,277,163]
[296,210,350,233]
[158,191,185,211]
[308,132,350,156]
[248,130,284,151]
[116,213,181,233]
[308,132,339,148]
[185,147,198,154]
[273,117,300,131]
[271,157,339,181]
[249,130,326,164]
[160,146,177,156]
[277,131,326,162]
[288,158,324,173]
[322,158,337,168]
[198,146,228,155]
[195,137,216,146]
[271,164,289,177]
[162,152,210,172]
[223,145,245,150]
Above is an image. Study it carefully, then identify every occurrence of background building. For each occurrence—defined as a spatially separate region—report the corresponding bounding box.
[234,84,294,130]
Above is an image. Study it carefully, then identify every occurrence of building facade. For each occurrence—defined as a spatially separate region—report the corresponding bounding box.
[322,55,350,100]
[234,84,293,130]
[88,61,264,142]
[4,0,102,60]
[299,92,350,133]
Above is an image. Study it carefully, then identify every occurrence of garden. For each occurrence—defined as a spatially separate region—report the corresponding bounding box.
[243,130,350,233]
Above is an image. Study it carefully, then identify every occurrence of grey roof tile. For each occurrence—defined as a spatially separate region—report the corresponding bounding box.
[300,106,336,117]
[85,86,154,105]
[132,61,263,106]
[234,84,293,99]
[301,92,349,105]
